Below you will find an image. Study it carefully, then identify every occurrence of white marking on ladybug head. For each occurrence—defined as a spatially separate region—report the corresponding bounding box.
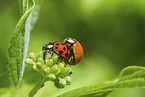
[47,45,53,48]
[67,39,75,44]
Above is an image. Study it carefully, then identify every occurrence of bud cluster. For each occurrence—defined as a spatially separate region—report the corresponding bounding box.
[25,51,72,88]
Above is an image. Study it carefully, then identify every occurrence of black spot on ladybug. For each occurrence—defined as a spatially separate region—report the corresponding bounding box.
[55,46,59,49]
[59,50,63,55]
[56,43,60,45]
[61,43,65,45]
[63,47,66,51]
[67,46,69,50]
[65,53,68,57]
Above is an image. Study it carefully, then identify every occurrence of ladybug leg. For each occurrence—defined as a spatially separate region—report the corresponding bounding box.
[56,56,66,65]
[68,56,74,65]
[43,50,51,61]
[51,52,53,58]
[64,58,70,67]
[43,51,47,61]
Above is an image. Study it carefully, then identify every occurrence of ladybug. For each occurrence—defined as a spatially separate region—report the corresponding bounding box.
[64,38,83,65]
[42,42,70,62]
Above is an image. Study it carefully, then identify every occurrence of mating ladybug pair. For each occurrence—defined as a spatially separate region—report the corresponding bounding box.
[42,38,83,65]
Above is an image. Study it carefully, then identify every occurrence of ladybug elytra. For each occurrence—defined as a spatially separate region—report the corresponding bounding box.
[42,42,70,61]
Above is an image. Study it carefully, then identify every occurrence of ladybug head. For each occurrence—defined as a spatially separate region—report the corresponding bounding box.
[42,43,54,50]
[64,38,76,44]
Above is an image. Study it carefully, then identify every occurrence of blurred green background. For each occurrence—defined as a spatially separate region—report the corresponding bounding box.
[1,0,145,97]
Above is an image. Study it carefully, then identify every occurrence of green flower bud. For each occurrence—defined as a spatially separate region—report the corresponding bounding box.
[51,53,59,64]
[33,65,38,71]
[50,65,59,74]
[55,69,61,76]
[43,67,50,75]
[59,66,71,78]
[59,79,66,87]
[29,52,36,61]
[25,58,34,65]
[65,76,72,85]
[45,53,51,60]
[54,78,66,88]
[36,62,43,69]
[58,63,65,70]
[46,73,56,81]
[27,51,73,88]
[37,58,44,64]
[37,51,43,58]
[45,59,53,67]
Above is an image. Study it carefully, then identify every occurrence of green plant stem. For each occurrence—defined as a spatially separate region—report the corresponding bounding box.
[28,76,46,97]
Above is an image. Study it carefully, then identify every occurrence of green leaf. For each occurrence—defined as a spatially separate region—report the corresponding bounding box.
[20,0,42,82]
[7,6,34,87]
[58,66,145,97]
[120,66,145,78]
[6,0,43,87]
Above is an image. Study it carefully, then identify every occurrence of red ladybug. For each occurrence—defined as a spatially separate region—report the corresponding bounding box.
[64,38,83,65]
[42,42,70,61]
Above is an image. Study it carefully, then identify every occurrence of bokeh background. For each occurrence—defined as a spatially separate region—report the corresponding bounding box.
[1,0,145,97]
